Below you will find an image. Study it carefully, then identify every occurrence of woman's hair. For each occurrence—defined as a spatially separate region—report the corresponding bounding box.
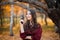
[30,9,37,24]
[24,9,37,31]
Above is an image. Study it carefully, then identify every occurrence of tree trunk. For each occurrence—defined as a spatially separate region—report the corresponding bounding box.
[9,0,14,36]
[48,9,60,33]
[0,0,3,26]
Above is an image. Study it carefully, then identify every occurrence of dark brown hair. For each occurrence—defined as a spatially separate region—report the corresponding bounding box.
[24,9,37,31]
[30,9,37,24]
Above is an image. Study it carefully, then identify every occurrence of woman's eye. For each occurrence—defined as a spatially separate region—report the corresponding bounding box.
[26,15,31,17]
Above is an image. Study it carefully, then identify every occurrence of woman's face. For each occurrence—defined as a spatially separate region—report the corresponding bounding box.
[26,13,32,20]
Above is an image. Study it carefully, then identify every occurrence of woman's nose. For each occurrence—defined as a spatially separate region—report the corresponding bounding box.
[27,15,31,18]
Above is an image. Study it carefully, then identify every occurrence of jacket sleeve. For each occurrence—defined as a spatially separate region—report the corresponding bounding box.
[20,31,26,39]
[37,23,42,39]
[32,23,42,40]
[20,23,27,39]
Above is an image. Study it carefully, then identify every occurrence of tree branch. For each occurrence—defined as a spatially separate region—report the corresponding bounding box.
[17,0,48,11]
[0,1,47,14]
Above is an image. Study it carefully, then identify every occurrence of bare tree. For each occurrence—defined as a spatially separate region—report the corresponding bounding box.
[8,0,14,36]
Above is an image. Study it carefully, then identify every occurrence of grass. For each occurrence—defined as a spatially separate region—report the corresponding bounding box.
[42,25,55,32]
[0,27,9,34]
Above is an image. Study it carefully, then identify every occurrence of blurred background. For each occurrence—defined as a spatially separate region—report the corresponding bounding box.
[0,0,60,40]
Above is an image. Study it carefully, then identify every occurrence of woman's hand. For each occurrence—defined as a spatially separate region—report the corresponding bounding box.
[25,36,32,39]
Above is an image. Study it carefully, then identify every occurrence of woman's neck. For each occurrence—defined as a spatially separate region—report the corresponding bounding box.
[27,20,34,26]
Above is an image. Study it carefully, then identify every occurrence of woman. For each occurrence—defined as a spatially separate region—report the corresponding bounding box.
[20,10,42,40]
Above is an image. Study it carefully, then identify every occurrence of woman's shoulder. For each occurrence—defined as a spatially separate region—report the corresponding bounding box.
[36,23,42,30]
[37,23,42,28]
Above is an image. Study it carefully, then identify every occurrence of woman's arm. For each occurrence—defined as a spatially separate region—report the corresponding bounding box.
[20,20,26,39]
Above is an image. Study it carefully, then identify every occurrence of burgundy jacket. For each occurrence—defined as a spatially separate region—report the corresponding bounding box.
[20,23,42,40]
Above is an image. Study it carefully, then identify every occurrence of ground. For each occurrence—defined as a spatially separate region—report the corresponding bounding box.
[0,26,59,40]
